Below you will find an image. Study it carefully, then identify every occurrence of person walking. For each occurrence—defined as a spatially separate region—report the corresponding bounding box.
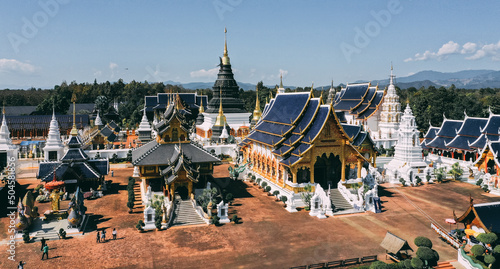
[18,261,25,269]
[101,230,105,242]
[112,228,117,240]
[41,245,49,260]
[40,237,47,251]
[96,231,100,243]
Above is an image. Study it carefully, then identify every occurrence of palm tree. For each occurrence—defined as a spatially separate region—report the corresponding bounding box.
[449,162,463,181]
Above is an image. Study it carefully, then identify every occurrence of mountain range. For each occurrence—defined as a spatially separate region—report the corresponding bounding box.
[171,69,500,91]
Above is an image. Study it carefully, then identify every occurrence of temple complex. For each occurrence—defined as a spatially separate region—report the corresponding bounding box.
[239,90,377,193]
[132,94,220,201]
[195,29,251,141]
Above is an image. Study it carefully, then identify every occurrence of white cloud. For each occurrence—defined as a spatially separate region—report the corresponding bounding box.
[279,69,289,77]
[437,41,460,56]
[0,59,36,74]
[93,70,102,77]
[466,41,500,60]
[406,40,500,62]
[109,62,119,78]
[461,42,477,54]
[109,62,118,70]
[190,67,218,78]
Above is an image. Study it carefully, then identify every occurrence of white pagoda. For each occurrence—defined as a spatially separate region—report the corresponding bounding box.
[374,66,402,149]
[43,108,65,161]
[384,103,427,184]
[0,108,18,169]
[137,108,152,142]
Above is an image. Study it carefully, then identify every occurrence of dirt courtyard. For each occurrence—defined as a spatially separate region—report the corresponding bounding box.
[1,165,499,269]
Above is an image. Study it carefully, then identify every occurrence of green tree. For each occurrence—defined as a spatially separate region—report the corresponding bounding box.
[416,246,435,266]
[414,236,433,248]
[449,162,463,181]
[476,233,498,246]
[410,257,424,269]
[484,254,496,268]
[471,245,486,257]
[369,261,388,269]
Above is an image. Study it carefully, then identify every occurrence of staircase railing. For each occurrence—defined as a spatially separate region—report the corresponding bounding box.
[165,199,176,229]
[458,246,483,269]
[191,199,210,224]
[337,182,363,210]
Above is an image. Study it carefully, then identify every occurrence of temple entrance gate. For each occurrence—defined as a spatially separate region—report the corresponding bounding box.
[314,153,342,189]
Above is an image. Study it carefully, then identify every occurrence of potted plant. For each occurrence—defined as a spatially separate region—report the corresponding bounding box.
[280,195,288,207]
[127,200,134,213]
[225,193,234,205]
[58,228,67,239]
[155,218,162,231]
[415,176,422,186]
[22,229,30,243]
[273,190,280,201]
[231,214,239,224]
[212,215,220,226]
[261,181,267,190]
[265,186,271,195]
[136,220,145,232]
[399,178,406,186]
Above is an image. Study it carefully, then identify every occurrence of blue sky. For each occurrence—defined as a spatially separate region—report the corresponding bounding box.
[0,0,499,89]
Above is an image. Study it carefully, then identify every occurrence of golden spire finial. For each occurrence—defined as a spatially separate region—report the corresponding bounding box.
[222,28,230,65]
[199,90,204,113]
[70,92,78,136]
[224,27,228,56]
[215,87,226,126]
[280,73,283,88]
[175,92,180,110]
[269,88,273,100]
[252,86,262,123]
[310,83,314,97]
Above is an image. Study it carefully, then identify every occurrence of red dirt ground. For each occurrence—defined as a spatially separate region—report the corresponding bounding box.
[1,165,498,268]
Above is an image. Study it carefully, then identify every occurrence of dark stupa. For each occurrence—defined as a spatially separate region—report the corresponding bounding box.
[205,28,247,114]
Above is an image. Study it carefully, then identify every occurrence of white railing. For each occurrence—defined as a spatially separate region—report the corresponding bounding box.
[191,199,210,224]
[165,200,175,228]
[458,247,483,269]
[431,223,461,249]
[337,182,363,209]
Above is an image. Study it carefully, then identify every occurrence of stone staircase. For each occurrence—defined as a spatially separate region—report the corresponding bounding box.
[133,181,144,211]
[33,230,59,242]
[434,261,456,269]
[171,200,206,227]
[330,189,354,211]
[330,189,365,215]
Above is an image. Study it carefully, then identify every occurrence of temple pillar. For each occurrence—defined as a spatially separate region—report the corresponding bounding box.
[292,168,297,184]
[341,142,346,182]
[310,164,315,184]
[188,182,193,198]
[357,158,362,179]
[171,184,176,201]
